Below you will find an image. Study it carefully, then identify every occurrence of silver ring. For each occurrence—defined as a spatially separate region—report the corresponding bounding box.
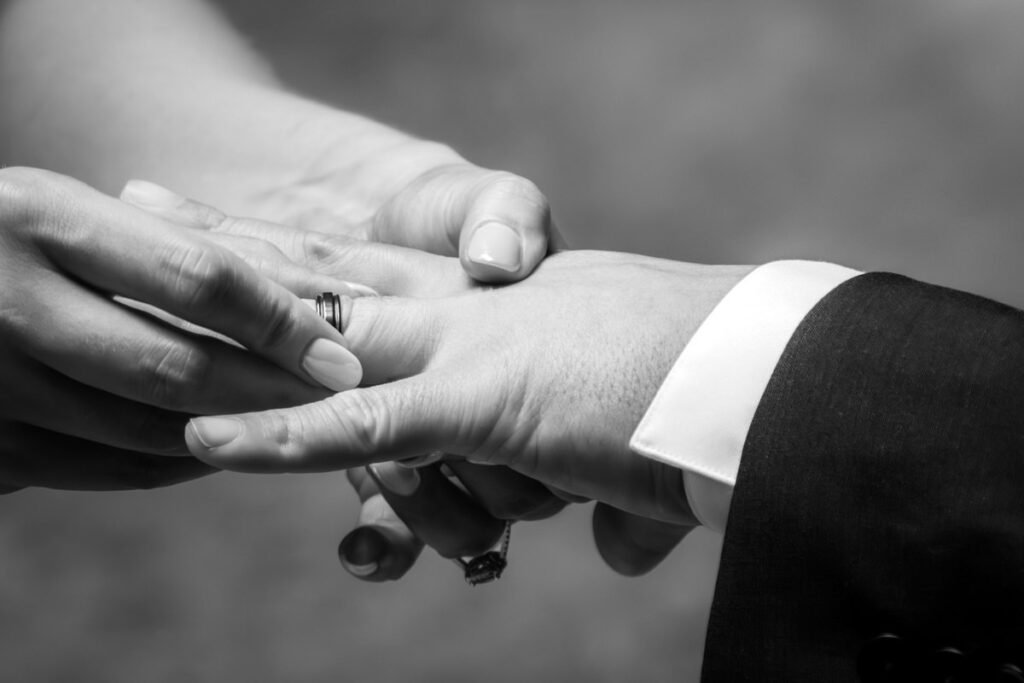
[315,292,343,331]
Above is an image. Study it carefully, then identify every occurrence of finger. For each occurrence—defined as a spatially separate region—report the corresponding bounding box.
[4,356,192,455]
[456,172,554,283]
[591,503,694,577]
[338,294,444,384]
[210,217,466,298]
[34,172,361,392]
[338,467,424,582]
[368,461,505,558]
[120,184,383,299]
[121,179,229,229]
[185,373,466,472]
[372,166,554,283]
[443,460,567,522]
[121,181,467,298]
[199,232,378,299]
[0,421,215,490]
[13,278,329,414]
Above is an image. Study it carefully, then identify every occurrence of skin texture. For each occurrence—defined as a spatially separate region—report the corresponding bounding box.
[0,168,366,490]
[0,0,681,577]
[131,189,726,577]
[186,249,750,524]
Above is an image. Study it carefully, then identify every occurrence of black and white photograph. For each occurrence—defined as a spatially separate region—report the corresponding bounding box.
[1,1,1023,681]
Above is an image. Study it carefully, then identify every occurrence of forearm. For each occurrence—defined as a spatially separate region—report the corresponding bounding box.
[0,0,413,217]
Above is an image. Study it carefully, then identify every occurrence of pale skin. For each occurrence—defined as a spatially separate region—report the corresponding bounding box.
[0,0,677,577]
[123,188,753,573]
[0,168,361,490]
[184,248,749,524]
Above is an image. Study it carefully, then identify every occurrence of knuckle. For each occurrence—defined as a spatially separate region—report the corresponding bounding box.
[336,391,388,455]
[142,341,213,411]
[167,243,240,312]
[258,409,314,468]
[299,231,344,267]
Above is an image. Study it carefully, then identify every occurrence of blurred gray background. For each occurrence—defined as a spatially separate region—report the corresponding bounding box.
[3,1,1024,681]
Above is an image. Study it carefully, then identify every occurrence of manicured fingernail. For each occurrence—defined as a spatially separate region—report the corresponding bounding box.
[301,338,362,391]
[188,417,242,449]
[467,222,522,272]
[369,462,421,496]
[338,527,388,577]
[120,179,186,210]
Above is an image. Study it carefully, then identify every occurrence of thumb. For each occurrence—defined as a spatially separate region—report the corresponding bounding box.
[372,166,561,283]
[184,375,463,473]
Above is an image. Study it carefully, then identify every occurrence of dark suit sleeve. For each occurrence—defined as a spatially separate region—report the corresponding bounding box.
[701,273,1024,682]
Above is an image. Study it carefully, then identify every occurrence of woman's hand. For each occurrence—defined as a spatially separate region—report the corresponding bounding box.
[248,134,563,285]
[0,168,365,491]
[2,0,560,285]
[182,246,752,524]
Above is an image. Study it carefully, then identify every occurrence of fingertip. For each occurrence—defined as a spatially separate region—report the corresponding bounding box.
[459,174,552,283]
[186,417,242,456]
[463,221,524,281]
[338,525,421,582]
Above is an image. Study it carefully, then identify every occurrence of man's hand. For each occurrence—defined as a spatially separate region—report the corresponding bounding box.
[138,201,745,573]
[0,168,364,491]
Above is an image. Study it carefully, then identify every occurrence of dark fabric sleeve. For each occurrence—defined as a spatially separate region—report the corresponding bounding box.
[701,273,1024,682]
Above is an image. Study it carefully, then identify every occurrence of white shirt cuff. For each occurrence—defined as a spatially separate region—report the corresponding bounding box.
[629,260,860,533]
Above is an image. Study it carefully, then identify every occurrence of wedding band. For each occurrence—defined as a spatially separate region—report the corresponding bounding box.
[315,292,343,331]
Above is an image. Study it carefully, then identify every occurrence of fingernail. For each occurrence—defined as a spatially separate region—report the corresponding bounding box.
[301,338,362,392]
[338,527,388,577]
[467,222,522,273]
[368,462,421,496]
[120,179,186,210]
[188,417,242,449]
[342,560,378,577]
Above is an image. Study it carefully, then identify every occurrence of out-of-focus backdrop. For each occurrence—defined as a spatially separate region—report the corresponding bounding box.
[3,1,1024,681]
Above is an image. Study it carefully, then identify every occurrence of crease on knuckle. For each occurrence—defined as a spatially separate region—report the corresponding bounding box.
[144,341,212,411]
[168,243,239,313]
[261,407,322,470]
[337,391,388,456]
[300,231,344,268]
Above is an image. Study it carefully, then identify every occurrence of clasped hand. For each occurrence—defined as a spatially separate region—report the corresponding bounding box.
[133,188,751,576]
